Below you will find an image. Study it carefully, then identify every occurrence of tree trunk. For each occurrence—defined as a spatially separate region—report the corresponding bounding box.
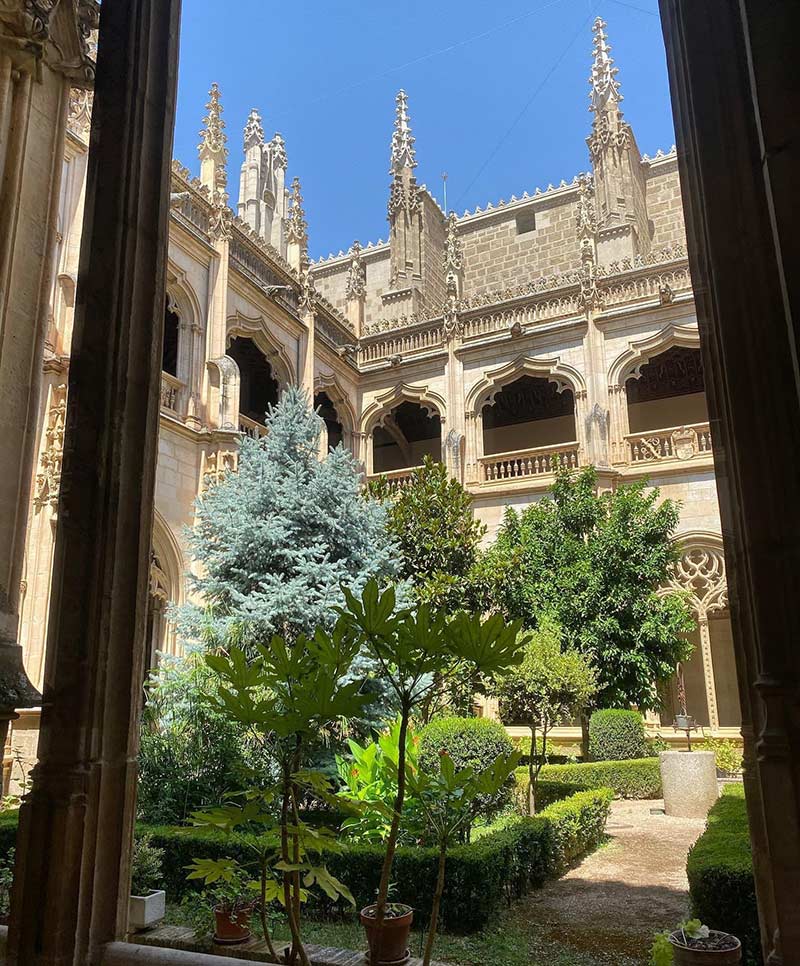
[580,712,590,761]
[371,708,410,965]
[422,844,447,966]
[281,764,310,966]
[258,859,279,963]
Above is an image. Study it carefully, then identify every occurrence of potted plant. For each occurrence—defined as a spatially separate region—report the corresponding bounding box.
[128,834,166,932]
[336,580,527,965]
[360,895,414,966]
[651,920,742,966]
[207,873,255,946]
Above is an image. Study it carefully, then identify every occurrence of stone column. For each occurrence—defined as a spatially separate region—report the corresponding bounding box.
[697,615,720,730]
[660,3,800,961]
[7,1,181,964]
[608,383,630,464]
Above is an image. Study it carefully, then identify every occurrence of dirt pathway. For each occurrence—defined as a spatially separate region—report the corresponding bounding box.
[523,799,707,963]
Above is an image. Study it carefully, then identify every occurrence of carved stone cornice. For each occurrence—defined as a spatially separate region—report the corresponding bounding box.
[0,0,98,85]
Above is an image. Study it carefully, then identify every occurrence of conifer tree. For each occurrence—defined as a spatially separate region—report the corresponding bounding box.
[178,387,402,654]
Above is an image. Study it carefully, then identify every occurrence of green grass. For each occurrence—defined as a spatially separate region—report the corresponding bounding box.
[165,903,639,966]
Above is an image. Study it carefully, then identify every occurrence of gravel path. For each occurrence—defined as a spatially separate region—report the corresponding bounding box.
[523,799,707,963]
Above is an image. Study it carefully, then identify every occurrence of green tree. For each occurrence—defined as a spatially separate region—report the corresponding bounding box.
[475,463,694,753]
[178,387,402,651]
[493,618,597,813]
[369,455,485,613]
[187,628,368,966]
[335,579,526,965]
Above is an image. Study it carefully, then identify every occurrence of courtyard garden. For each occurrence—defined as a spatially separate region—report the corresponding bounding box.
[0,390,753,965]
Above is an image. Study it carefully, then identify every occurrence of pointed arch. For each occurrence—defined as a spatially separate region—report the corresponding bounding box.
[465,354,585,417]
[360,382,447,435]
[226,310,295,388]
[314,371,357,436]
[609,322,701,387]
[149,511,186,663]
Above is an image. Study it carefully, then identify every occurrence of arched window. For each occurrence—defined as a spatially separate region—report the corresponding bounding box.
[314,391,343,451]
[482,375,576,456]
[372,400,441,474]
[226,336,279,426]
[626,346,707,433]
[162,302,180,376]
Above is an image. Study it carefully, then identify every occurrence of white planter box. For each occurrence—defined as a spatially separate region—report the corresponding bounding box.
[128,889,166,931]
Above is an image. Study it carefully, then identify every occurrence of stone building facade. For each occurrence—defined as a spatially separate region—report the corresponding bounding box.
[8,18,739,782]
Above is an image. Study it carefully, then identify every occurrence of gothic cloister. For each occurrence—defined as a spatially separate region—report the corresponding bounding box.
[0,1,797,964]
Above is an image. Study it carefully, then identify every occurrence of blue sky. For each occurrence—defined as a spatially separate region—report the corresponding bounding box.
[175,0,672,260]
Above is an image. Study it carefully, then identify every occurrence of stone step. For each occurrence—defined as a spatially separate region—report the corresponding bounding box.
[132,925,445,966]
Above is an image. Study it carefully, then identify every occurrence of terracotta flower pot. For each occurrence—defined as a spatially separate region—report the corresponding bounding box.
[360,903,413,965]
[213,905,252,945]
[670,930,742,966]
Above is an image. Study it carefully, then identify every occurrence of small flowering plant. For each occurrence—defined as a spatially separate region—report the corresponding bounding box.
[651,919,739,965]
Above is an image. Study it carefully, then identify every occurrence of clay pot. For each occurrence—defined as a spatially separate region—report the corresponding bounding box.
[670,931,742,966]
[360,903,413,965]
[213,905,252,945]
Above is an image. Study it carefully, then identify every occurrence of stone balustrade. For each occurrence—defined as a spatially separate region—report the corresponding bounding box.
[359,325,444,364]
[623,422,712,464]
[159,372,183,414]
[367,465,421,491]
[478,442,580,483]
[238,414,268,439]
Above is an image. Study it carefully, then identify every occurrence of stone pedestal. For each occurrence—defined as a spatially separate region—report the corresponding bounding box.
[659,750,718,818]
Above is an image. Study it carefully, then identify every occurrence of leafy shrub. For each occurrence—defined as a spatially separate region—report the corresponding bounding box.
[138,656,272,825]
[517,757,662,799]
[695,738,743,776]
[687,784,759,965]
[514,736,581,766]
[0,809,18,862]
[589,709,649,761]
[419,716,515,822]
[141,787,611,933]
[0,847,14,918]
[130,833,165,896]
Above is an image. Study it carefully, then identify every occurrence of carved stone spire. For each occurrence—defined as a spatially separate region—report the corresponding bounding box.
[390,89,417,175]
[286,176,308,272]
[589,17,622,116]
[198,83,228,198]
[243,108,264,151]
[585,18,649,266]
[270,132,288,170]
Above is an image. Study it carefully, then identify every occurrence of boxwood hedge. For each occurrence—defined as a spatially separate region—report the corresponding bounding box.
[0,785,612,934]
[588,709,649,761]
[516,757,662,800]
[687,784,760,965]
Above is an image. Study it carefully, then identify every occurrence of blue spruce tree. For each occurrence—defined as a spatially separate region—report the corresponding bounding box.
[179,386,402,650]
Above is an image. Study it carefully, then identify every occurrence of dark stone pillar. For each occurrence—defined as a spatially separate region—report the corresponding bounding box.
[659,3,800,963]
[6,0,181,963]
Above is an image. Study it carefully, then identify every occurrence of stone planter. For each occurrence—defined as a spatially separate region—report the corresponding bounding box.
[128,889,166,931]
[659,750,718,818]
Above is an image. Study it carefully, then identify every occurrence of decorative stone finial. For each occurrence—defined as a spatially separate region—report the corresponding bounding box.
[589,17,622,115]
[198,82,229,207]
[345,241,366,301]
[198,83,228,172]
[286,176,308,247]
[444,212,463,276]
[270,132,288,170]
[389,89,417,175]
[243,108,264,151]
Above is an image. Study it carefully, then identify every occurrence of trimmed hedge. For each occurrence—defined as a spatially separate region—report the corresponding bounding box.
[145,787,612,932]
[687,784,760,965]
[589,709,649,761]
[0,786,612,934]
[516,757,662,800]
[419,716,516,819]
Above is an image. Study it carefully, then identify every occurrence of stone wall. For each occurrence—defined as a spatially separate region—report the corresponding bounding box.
[458,189,582,296]
[645,156,687,251]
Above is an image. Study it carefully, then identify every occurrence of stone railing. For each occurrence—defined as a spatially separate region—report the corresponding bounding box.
[460,292,580,341]
[238,414,269,439]
[477,442,580,483]
[598,261,693,309]
[359,324,444,365]
[366,466,421,491]
[621,422,713,465]
[159,372,183,415]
